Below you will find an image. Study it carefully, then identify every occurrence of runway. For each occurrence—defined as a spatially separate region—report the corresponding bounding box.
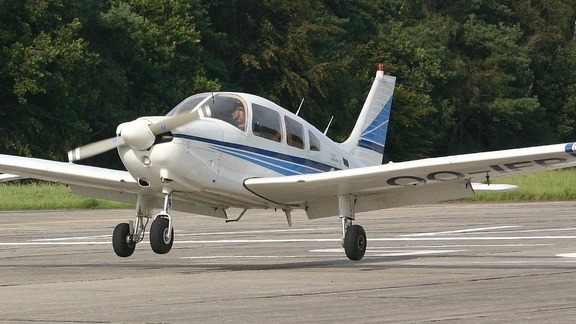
[1,202,576,323]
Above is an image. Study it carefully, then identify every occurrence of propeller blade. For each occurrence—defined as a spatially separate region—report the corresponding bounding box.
[67,136,125,162]
[148,109,201,135]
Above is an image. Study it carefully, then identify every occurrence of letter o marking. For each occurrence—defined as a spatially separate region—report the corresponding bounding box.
[426,171,465,181]
[386,176,426,186]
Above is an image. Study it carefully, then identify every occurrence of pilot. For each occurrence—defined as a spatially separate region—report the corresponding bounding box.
[232,104,246,130]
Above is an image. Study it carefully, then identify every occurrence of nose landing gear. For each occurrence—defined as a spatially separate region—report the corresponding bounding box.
[112,189,174,257]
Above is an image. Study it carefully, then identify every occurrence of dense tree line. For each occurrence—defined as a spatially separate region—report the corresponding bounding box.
[1,0,576,167]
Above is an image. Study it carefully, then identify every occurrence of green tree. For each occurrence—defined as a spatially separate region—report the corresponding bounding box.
[203,0,350,129]
[0,0,99,159]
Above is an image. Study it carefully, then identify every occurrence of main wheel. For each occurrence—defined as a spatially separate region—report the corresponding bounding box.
[150,217,174,254]
[112,223,136,257]
[344,225,367,261]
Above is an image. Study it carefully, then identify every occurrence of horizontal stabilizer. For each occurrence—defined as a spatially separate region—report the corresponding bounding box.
[470,183,518,192]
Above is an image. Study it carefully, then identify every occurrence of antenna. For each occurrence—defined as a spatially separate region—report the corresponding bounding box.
[323,116,334,135]
[295,98,305,116]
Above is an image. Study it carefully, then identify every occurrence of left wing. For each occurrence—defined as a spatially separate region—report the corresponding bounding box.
[0,154,227,218]
[0,154,137,190]
[245,142,576,219]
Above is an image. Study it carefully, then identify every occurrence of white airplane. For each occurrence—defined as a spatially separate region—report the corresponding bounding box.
[2,64,576,261]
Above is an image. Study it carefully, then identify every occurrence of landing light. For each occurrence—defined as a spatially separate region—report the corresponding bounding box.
[141,155,152,167]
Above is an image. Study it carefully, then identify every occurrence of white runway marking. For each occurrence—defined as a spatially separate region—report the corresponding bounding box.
[0,242,109,245]
[180,255,303,260]
[309,248,463,257]
[177,228,336,237]
[0,236,574,246]
[31,235,111,242]
[401,226,520,237]
[371,236,576,241]
[0,227,573,247]
[556,253,576,258]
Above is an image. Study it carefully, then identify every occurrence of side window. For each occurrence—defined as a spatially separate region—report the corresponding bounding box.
[285,116,304,149]
[252,104,282,142]
[309,130,320,151]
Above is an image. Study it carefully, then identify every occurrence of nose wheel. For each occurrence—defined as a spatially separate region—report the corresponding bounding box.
[149,216,174,254]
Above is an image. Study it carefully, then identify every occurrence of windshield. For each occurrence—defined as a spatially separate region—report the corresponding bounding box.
[166,94,209,116]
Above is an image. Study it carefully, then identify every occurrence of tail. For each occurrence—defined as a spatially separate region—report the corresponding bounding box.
[340,64,396,166]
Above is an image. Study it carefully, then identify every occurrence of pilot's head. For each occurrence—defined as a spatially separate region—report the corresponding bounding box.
[233,104,245,121]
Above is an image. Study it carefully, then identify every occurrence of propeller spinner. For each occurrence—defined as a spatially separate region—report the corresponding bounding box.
[68,110,201,162]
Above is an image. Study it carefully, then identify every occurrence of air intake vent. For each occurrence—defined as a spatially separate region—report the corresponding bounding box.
[154,132,174,145]
[138,178,150,187]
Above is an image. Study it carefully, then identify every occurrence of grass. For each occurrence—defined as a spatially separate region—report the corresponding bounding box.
[0,182,132,210]
[465,169,576,201]
[0,169,575,210]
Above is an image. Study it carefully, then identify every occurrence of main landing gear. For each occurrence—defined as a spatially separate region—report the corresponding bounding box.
[339,195,367,261]
[112,189,174,257]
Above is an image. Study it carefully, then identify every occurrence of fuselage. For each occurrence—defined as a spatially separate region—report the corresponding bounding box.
[117,92,363,208]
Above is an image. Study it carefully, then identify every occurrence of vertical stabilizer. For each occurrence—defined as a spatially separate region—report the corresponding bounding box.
[340,64,396,166]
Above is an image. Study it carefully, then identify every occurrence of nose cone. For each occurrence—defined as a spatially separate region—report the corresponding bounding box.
[119,120,156,150]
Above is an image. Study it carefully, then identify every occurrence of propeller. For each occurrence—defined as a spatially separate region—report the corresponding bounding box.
[68,110,201,162]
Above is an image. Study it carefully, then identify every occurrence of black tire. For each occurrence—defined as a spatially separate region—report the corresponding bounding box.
[112,223,136,257]
[150,217,174,254]
[344,225,367,261]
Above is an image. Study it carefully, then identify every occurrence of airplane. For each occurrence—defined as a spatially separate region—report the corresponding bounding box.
[2,63,576,261]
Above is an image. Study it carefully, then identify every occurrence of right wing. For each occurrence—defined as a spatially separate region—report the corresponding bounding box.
[245,142,576,219]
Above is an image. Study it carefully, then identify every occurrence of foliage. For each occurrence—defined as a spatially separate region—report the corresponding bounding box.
[1,0,576,165]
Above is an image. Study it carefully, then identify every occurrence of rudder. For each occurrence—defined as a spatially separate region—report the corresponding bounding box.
[340,64,396,166]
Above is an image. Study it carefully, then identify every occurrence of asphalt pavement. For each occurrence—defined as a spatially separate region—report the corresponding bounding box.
[1,202,575,323]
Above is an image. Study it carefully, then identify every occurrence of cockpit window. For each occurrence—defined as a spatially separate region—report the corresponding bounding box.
[166,93,247,131]
[201,95,247,130]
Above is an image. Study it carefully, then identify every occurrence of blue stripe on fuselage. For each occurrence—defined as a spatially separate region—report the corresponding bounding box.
[565,142,576,153]
[173,133,338,175]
